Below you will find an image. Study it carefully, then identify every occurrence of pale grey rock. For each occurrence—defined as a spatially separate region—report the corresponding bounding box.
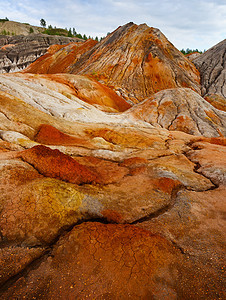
[193,39,226,99]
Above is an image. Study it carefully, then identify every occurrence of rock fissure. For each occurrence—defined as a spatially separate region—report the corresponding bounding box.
[0,248,50,294]
[0,110,12,122]
[183,149,219,191]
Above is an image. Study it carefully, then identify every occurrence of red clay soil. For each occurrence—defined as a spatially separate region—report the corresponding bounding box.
[0,222,184,299]
[20,145,98,185]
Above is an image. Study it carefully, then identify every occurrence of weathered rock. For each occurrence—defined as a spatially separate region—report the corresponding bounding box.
[0,73,131,119]
[137,187,226,299]
[0,34,81,73]
[0,158,93,246]
[146,153,213,191]
[34,124,92,146]
[0,145,184,243]
[0,223,185,299]
[0,246,45,286]
[193,39,226,101]
[24,39,98,74]
[204,94,226,111]
[74,155,129,184]
[19,22,201,104]
[69,22,200,102]
[187,141,226,186]
[2,221,225,300]
[125,87,226,137]
[186,52,201,61]
[20,145,98,185]
[0,23,225,299]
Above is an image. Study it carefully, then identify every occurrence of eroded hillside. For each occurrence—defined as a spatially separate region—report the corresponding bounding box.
[0,22,225,299]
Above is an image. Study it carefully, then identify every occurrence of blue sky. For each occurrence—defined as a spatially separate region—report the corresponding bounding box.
[2,0,226,51]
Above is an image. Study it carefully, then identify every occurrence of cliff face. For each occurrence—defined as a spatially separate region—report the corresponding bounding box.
[0,34,82,73]
[193,39,226,110]
[0,23,225,299]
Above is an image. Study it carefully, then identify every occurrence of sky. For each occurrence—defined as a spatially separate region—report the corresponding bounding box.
[1,0,226,51]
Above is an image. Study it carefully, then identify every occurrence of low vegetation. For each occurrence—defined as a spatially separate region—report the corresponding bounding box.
[43,22,100,41]
[0,29,15,35]
[180,48,204,55]
[0,17,101,41]
[0,17,9,22]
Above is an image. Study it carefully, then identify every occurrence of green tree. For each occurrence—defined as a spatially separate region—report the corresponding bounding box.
[68,28,73,37]
[29,27,34,34]
[40,19,46,28]
[0,17,9,22]
[72,28,76,36]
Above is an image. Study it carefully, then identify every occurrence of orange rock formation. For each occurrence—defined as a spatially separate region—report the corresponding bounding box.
[0,22,225,299]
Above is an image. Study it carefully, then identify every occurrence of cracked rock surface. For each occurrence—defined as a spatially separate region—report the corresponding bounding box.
[0,22,225,299]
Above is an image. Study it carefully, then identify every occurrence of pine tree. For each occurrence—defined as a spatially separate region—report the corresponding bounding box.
[40,19,46,28]
[72,28,77,36]
[68,28,73,37]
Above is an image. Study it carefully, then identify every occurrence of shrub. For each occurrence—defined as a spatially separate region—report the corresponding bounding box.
[0,17,9,22]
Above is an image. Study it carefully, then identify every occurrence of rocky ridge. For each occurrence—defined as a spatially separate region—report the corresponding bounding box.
[25,22,201,103]
[0,22,225,299]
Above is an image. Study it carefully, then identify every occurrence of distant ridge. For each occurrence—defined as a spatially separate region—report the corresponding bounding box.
[0,20,44,36]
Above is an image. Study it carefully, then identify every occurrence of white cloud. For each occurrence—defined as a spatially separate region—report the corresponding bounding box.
[0,0,225,50]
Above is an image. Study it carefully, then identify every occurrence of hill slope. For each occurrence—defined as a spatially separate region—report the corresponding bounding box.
[24,22,201,103]
[0,22,225,299]
[0,20,44,35]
